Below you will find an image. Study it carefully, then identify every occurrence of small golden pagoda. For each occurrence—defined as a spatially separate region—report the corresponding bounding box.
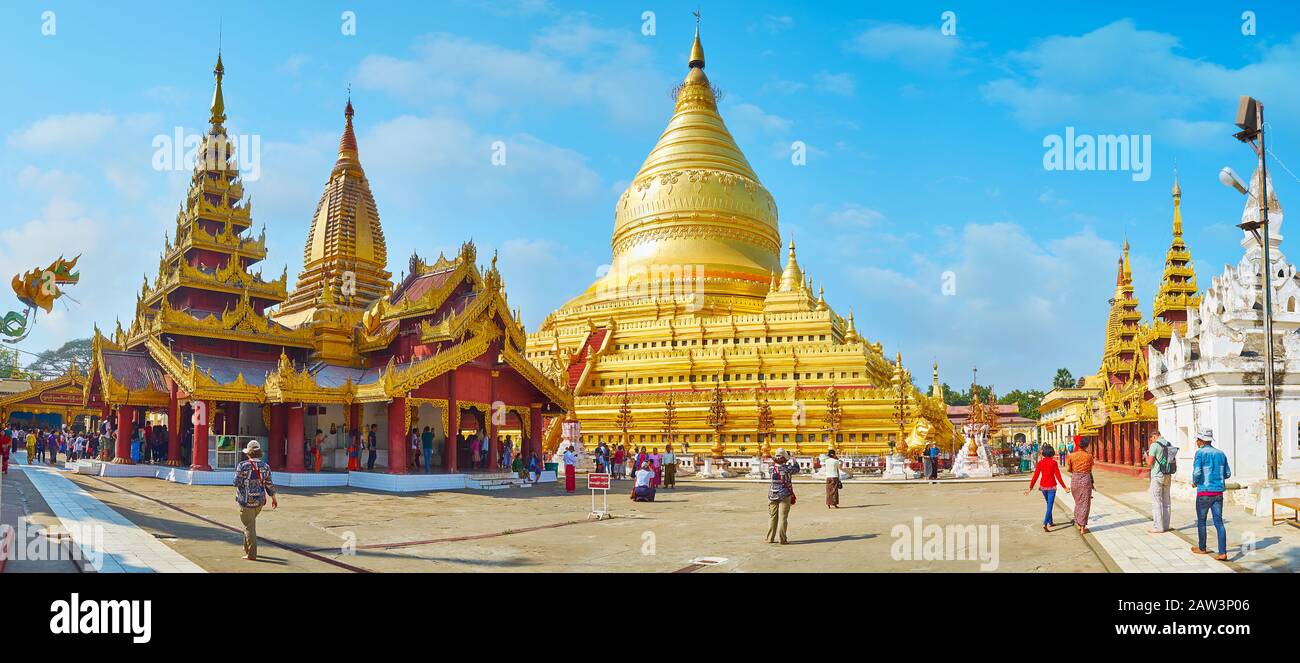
[527,26,953,456]
[272,97,391,329]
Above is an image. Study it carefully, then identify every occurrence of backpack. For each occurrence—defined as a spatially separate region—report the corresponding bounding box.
[1156,440,1178,475]
[241,461,268,507]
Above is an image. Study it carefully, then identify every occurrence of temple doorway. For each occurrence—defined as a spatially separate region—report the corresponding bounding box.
[411,402,446,471]
[457,406,486,470]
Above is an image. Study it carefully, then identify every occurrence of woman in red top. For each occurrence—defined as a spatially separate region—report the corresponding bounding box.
[1025,445,1070,532]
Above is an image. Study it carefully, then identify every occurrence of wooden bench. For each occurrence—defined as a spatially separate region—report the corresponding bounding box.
[1271,497,1300,526]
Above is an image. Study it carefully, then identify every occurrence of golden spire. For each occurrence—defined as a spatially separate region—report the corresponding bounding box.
[689,10,705,69]
[779,239,803,292]
[1150,173,1200,331]
[333,96,361,176]
[272,95,391,328]
[843,307,860,343]
[1121,239,1132,283]
[1171,173,1183,236]
[210,50,226,128]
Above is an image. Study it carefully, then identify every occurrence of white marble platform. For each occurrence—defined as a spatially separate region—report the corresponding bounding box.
[14,463,206,573]
[347,471,472,492]
[49,458,556,494]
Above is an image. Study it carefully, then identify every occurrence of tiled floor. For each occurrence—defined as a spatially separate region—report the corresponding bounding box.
[1056,487,1233,573]
[15,461,205,573]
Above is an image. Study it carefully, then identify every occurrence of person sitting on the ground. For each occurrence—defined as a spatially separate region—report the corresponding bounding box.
[630,461,656,502]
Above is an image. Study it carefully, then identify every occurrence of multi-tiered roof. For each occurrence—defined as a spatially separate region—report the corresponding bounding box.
[1096,242,1154,424]
[1142,177,1201,352]
[123,52,304,352]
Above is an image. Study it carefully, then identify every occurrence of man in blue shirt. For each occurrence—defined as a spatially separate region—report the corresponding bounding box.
[1190,429,1231,561]
[927,442,940,479]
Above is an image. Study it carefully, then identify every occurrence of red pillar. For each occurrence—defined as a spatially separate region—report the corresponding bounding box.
[165,391,181,467]
[112,405,135,464]
[488,370,500,471]
[286,404,306,473]
[387,396,408,474]
[530,404,543,460]
[445,370,459,473]
[269,404,286,470]
[190,401,212,471]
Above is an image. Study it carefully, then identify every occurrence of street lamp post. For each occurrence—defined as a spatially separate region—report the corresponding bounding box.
[1225,95,1279,481]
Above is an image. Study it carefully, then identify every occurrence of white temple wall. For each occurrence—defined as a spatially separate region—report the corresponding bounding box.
[1155,384,1300,489]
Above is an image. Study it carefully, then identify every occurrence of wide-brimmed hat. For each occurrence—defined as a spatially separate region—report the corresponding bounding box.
[243,440,262,455]
[774,448,791,460]
[1195,429,1215,444]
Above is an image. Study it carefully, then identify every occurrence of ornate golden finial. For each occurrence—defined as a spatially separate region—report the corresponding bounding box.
[336,95,359,166]
[210,50,226,128]
[1171,173,1183,236]
[844,307,860,343]
[778,238,803,293]
[689,9,705,70]
[1122,240,1132,281]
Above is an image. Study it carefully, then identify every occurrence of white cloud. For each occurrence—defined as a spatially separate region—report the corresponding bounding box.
[725,102,792,135]
[847,23,962,70]
[981,20,1300,147]
[837,223,1124,388]
[355,21,664,127]
[279,54,310,75]
[750,15,794,35]
[825,203,884,228]
[814,71,855,96]
[8,113,118,151]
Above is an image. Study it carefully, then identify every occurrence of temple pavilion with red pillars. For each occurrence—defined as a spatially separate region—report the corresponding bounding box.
[80,52,571,491]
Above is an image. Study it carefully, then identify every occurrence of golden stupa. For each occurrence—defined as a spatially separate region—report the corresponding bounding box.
[272,97,391,330]
[527,26,954,457]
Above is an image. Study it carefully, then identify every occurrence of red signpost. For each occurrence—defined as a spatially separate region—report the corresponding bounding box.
[588,472,611,519]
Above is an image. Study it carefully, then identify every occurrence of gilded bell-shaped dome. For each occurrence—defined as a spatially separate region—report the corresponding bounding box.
[593,28,782,305]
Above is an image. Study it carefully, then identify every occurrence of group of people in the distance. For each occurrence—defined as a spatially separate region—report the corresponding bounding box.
[585,441,680,503]
[1026,429,1232,560]
[2,424,103,468]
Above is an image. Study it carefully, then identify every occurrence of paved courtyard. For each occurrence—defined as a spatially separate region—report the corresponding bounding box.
[9,452,1299,573]
[39,469,1106,573]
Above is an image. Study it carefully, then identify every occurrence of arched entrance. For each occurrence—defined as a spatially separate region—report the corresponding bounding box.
[457,406,486,469]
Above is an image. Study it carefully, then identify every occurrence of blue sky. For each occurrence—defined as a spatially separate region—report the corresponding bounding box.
[2,0,1299,390]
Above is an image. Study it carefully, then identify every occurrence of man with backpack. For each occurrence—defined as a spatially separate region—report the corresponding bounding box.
[1146,431,1178,533]
[233,440,278,561]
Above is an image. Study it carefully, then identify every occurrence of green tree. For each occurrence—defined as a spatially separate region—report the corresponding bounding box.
[0,347,28,379]
[944,383,994,406]
[999,389,1045,419]
[24,337,92,380]
[1052,368,1075,389]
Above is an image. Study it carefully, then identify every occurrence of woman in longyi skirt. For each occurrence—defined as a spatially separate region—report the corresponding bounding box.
[1065,435,1095,534]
